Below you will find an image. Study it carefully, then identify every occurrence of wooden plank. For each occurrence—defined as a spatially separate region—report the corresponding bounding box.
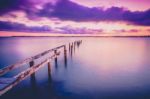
[0,78,17,89]
[0,78,17,96]
[0,40,82,95]
[0,52,60,96]
[0,45,65,76]
[0,57,33,76]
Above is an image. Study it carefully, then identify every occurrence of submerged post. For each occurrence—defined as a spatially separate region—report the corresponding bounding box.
[64,45,67,67]
[47,62,51,82]
[71,43,73,57]
[0,44,74,96]
[29,60,35,76]
[29,60,34,67]
[74,41,76,52]
[69,43,71,52]
[54,50,58,68]
[72,42,74,49]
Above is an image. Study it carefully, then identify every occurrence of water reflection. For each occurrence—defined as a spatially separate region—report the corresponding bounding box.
[66,38,150,94]
[48,62,52,82]
[70,44,73,58]
[64,48,68,68]
[30,73,37,91]
[29,60,37,91]
[0,37,150,99]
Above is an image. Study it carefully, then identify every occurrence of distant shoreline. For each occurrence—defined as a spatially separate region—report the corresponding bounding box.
[0,36,150,38]
[0,31,150,37]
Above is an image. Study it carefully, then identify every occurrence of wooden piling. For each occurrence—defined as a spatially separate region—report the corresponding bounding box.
[64,45,67,67]
[29,61,34,67]
[71,44,73,57]
[48,62,51,77]
[29,60,35,77]
[0,40,82,96]
[0,45,65,76]
[47,62,51,82]
[69,43,71,52]
[74,41,76,52]
[54,50,58,68]
[72,42,74,48]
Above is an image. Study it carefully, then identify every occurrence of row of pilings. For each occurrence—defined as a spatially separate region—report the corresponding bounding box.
[30,40,82,89]
[0,40,82,96]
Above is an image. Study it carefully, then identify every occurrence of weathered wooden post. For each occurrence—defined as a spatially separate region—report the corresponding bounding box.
[77,41,79,48]
[64,45,67,67]
[54,50,58,68]
[0,44,81,96]
[69,43,71,52]
[72,42,74,49]
[29,60,35,77]
[74,41,76,52]
[29,60,34,67]
[71,44,73,57]
[47,62,51,82]
[76,40,82,48]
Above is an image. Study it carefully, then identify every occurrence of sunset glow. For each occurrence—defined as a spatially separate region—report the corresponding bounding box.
[0,0,150,36]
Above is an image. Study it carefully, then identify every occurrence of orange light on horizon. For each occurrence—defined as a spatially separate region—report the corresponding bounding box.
[0,31,150,37]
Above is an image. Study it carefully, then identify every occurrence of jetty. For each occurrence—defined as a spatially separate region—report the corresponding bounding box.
[0,40,82,96]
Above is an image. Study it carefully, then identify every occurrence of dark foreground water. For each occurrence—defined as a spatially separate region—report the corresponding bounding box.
[0,37,150,99]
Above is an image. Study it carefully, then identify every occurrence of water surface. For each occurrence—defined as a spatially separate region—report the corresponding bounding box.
[0,37,150,99]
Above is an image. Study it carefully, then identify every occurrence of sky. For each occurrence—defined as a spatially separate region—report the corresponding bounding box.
[0,0,150,36]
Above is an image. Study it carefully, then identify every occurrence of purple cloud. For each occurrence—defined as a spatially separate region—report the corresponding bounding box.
[38,0,150,26]
[0,21,103,34]
[0,0,150,26]
[113,29,140,33]
[57,26,103,34]
[0,21,51,32]
[0,0,30,15]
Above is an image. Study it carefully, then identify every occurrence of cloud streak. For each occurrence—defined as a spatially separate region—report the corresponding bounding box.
[0,21,51,32]
[38,0,150,26]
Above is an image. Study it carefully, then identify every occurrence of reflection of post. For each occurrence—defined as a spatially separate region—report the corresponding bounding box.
[29,60,37,90]
[71,44,73,57]
[48,62,52,82]
[54,50,58,68]
[47,62,54,97]
[64,45,67,67]
[30,73,37,90]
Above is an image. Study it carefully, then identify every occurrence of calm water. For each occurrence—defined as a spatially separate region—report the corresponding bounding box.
[0,37,150,99]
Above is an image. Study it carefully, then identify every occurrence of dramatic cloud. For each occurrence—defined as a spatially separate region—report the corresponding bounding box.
[0,21,51,32]
[70,0,150,11]
[0,0,150,34]
[0,0,150,26]
[0,0,30,15]
[57,26,103,34]
[0,20,104,34]
[38,0,150,26]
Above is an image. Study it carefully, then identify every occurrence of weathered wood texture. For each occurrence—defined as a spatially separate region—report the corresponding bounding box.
[0,45,65,76]
[0,40,82,96]
[0,52,60,96]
